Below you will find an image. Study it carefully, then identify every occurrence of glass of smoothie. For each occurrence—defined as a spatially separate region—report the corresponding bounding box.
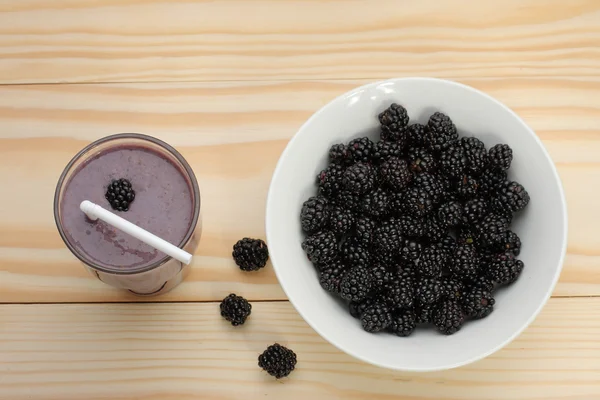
[54,133,201,296]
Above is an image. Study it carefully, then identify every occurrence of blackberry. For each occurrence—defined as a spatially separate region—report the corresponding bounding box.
[220,294,252,326]
[396,214,425,238]
[354,216,376,247]
[450,243,480,280]
[379,103,409,143]
[370,264,391,289]
[301,231,338,266]
[456,174,479,199]
[381,277,414,309]
[339,266,373,302]
[341,238,371,269]
[439,234,457,253]
[300,196,330,233]
[401,186,435,217]
[488,144,513,171]
[461,288,495,319]
[328,143,351,165]
[361,187,390,219]
[433,300,465,335]
[400,239,422,263]
[372,140,403,164]
[426,112,458,152]
[438,201,463,228]
[478,214,509,247]
[343,162,375,194]
[466,274,495,293]
[349,296,379,318]
[333,189,361,212]
[319,259,348,294]
[439,145,468,178]
[462,198,489,226]
[415,277,443,305]
[407,123,428,148]
[479,167,507,195]
[413,173,444,204]
[493,181,530,213]
[373,218,402,256]
[408,146,438,174]
[414,302,435,324]
[329,205,355,235]
[347,137,375,163]
[397,265,418,281]
[258,343,297,379]
[361,301,392,333]
[487,253,524,285]
[105,178,135,211]
[380,157,412,192]
[495,230,521,256]
[317,163,345,198]
[441,277,464,301]
[460,137,488,175]
[388,309,416,337]
[457,227,479,247]
[232,238,269,271]
[417,245,448,278]
[423,216,446,243]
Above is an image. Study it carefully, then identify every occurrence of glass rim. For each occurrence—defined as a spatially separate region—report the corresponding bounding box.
[53,133,201,275]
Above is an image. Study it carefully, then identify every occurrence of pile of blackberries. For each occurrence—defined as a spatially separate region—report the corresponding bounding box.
[300,104,529,336]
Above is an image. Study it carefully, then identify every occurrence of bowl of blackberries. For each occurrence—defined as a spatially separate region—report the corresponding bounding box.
[266,78,567,371]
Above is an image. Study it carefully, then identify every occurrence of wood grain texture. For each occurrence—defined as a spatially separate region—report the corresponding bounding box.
[0,78,599,302]
[0,298,599,400]
[0,0,598,84]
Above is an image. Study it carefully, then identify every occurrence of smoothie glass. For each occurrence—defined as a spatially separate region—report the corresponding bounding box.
[54,133,201,296]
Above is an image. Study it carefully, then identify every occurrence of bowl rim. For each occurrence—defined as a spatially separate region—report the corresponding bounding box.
[265,77,568,372]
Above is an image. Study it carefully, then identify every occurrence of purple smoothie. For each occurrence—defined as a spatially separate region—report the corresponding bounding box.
[60,145,194,270]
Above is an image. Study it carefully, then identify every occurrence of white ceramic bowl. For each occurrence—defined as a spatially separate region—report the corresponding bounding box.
[266,78,567,372]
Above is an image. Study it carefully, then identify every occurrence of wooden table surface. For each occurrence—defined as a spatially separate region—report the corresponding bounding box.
[1,1,599,399]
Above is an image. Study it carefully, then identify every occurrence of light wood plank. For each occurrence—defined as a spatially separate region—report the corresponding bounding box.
[0,78,598,302]
[0,0,598,84]
[0,298,599,400]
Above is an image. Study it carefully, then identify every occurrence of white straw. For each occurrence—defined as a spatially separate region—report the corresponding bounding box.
[80,200,193,265]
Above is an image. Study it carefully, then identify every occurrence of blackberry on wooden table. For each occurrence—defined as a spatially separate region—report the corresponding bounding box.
[232,238,269,271]
[220,294,252,326]
[258,344,297,379]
